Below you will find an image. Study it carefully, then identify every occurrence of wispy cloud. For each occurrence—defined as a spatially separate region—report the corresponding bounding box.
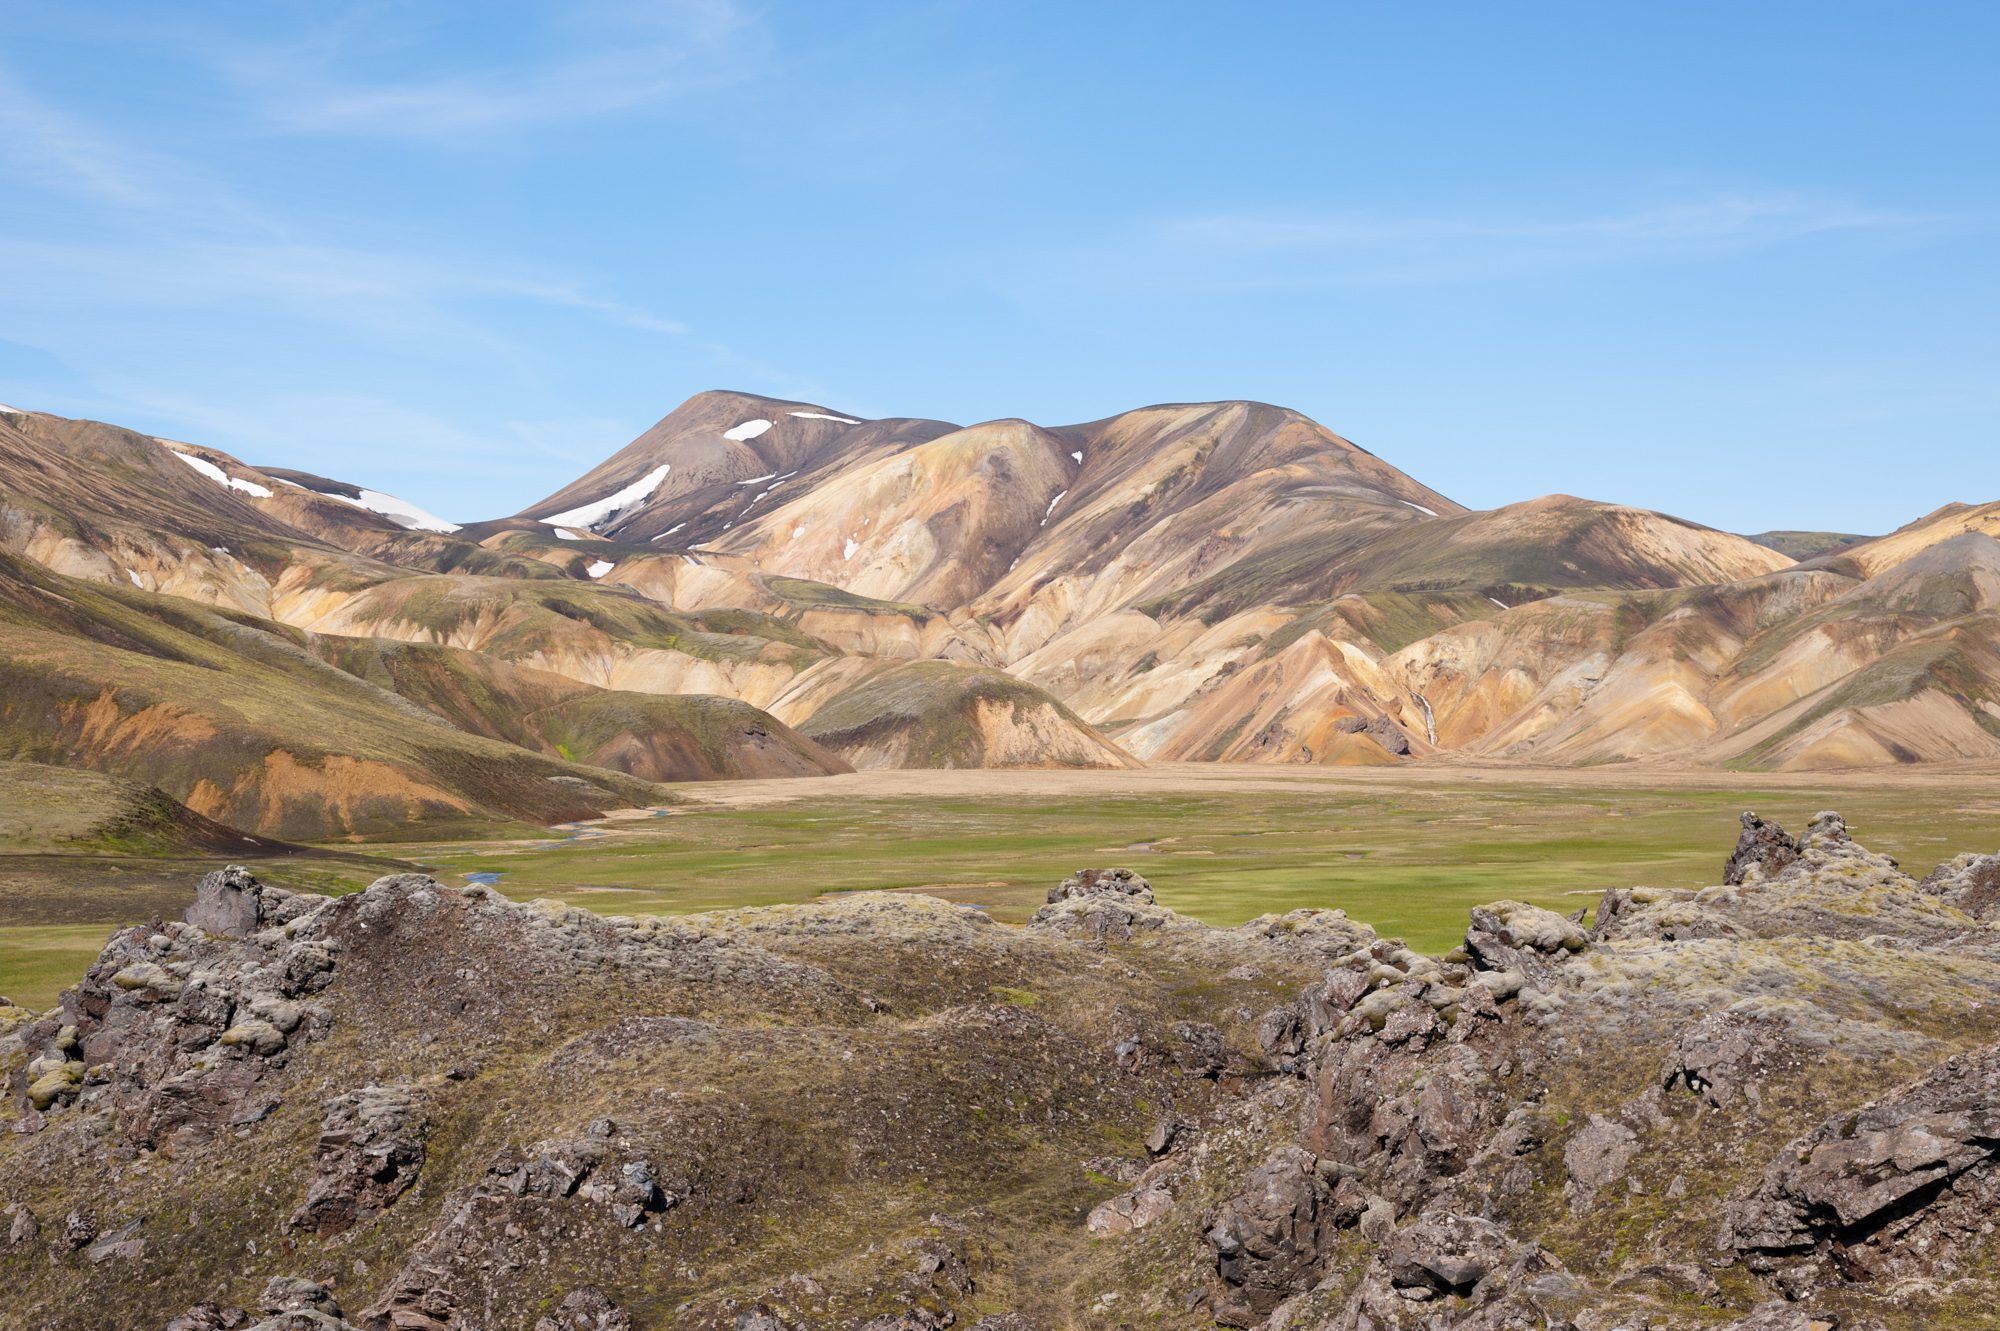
[114,387,527,470]
[1141,191,1960,286]
[956,191,1967,309]
[0,69,201,213]
[0,59,692,342]
[217,1,763,139]
[0,39,788,513]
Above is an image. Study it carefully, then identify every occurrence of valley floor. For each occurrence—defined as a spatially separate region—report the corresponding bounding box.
[7,763,1998,1012]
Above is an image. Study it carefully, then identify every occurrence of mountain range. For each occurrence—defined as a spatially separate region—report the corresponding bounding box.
[2,392,1996,837]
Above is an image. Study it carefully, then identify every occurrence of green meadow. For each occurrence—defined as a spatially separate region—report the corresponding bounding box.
[7,772,1999,1011]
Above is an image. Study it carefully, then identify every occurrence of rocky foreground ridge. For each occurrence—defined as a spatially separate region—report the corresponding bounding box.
[4,820,2000,1330]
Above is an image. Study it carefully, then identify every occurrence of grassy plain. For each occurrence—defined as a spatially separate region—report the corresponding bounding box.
[7,764,1999,1011]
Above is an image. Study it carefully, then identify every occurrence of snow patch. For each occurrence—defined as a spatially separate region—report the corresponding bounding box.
[790,411,859,424]
[723,419,773,441]
[736,472,778,485]
[842,538,859,561]
[542,464,670,532]
[271,473,454,532]
[1489,596,1508,610]
[126,569,144,588]
[1042,489,1067,522]
[586,559,615,579]
[169,450,226,484]
[0,404,20,414]
[791,525,806,540]
[1070,450,1083,464]
[169,449,273,498]
[340,487,459,533]
[1403,501,1438,517]
[552,528,583,541]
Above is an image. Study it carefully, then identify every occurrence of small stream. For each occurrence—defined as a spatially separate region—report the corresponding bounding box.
[457,806,678,891]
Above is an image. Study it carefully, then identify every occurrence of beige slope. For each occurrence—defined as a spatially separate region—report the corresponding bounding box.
[1383,573,1847,763]
[0,409,309,615]
[273,573,832,710]
[970,401,1464,653]
[1826,500,2000,579]
[1464,495,1795,586]
[1142,494,1794,629]
[713,418,1076,607]
[1008,592,1507,760]
[1734,689,2000,770]
[1011,608,1291,729]
[1117,628,1428,765]
[1363,535,2000,771]
[793,661,1138,771]
[0,410,571,622]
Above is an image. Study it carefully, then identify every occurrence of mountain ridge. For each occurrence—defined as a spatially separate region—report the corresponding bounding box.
[0,390,1994,834]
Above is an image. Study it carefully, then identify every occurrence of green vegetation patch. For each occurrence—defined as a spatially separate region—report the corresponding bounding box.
[400,775,2000,954]
[764,576,936,623]
[800,662,1075,766]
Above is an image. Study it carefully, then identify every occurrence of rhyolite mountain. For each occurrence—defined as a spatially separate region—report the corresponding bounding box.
[1,392,1996,837]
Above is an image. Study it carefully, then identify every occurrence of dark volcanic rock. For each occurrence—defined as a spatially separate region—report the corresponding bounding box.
[1333,714,1412,756]
[1330,1210,1575,1331]
[1204,1145,1331,1326]
[1729,1043,2000,1294]
[185,864,266,937]
[1921,847,2000,921]
[8,819,2000,1331]
[1662,1011,1794,1109]
[1027,867,1169,943]
[289,1082,428,1236]
[243,1276,358,1330]
[1043,866,1154,905]
[533,1288,632,1331]
[1723,812,1800,885]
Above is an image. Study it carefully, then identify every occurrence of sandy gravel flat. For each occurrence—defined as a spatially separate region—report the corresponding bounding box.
[644,760,2000,812]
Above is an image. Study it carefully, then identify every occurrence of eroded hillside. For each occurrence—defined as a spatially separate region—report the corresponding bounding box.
[2,393,1996,814]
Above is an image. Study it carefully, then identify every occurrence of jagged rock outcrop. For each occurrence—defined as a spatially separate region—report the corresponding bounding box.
[1722,811,1800,885]
[1204,1145,1332,1326]
[13,866,338,1138]
[1332,715,1412,757]
[186,863,268,937]
[1660,1011,1796,1110]
[1921,846,2000,921]
[1329,1210,1577,1330]
[1028,866,1174,943]
[5,816,2000,1330]
[1729,1044,2000,1295]
[289,1082,431,1236]
[1182,813,2000,1330]
[532,1288,632,1331]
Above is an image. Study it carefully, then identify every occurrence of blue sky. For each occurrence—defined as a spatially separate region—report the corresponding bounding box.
[1,2,1994,533]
